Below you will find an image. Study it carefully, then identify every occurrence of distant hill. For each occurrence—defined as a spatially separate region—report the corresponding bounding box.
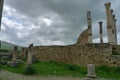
[0,41,22,51]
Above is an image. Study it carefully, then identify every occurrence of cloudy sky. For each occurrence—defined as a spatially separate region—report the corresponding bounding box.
[0,0,120,47]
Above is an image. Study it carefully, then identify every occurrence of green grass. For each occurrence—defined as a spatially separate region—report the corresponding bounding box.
[1,61,86,77]
[96,66,120,79]
[33,61,86,77]
[1,61,120,79]
[0,63,25,74]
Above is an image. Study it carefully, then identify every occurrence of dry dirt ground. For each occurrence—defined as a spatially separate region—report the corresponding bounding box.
[0,70,116,80]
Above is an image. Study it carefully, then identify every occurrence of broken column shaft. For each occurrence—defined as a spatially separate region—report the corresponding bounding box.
[27,43,33,65]
[12,46,17,62]
[87,11,92,43]
[86,64,97,80]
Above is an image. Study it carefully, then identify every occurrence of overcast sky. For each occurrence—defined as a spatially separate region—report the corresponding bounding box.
[0,0,120,47]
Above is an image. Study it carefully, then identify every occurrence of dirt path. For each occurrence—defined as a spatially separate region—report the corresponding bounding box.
[0,70,85,80]
[0,70,114,80]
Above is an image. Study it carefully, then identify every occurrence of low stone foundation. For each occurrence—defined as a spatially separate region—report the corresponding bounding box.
[21,43,120,66]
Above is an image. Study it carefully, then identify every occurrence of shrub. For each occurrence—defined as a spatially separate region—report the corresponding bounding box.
[115,67,120,74]
[68,65,79,71]
[23,65,36,75]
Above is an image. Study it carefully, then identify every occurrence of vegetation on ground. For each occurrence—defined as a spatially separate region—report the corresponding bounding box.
[1,60,120,79]
[0,49,9,52]
[23,65,37,75]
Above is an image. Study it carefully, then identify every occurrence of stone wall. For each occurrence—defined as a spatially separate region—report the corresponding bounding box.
[112,45,120,55]
[21,43,115,66]
[76,29,88,45]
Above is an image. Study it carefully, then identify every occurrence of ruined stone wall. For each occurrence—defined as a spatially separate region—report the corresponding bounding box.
[29,43,113,66]
[112,45,120,55]
[76,29,88,45]
[21,48,28,58]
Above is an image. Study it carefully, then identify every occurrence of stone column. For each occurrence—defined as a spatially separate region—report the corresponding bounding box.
[27,43,33,65]
[86,64,96,80]
[99,22,103,43]
[0,0,3,28]
[111,10,116,45]
[87,11,92,43]
[113,15,117,45]
[105,2,114,44]
[0,0,4,49]
[12,46,17,62]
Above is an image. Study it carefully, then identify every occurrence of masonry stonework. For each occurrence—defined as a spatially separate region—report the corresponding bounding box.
[12,46,17,62]
[21,43,118,66]
[76,29,88,45]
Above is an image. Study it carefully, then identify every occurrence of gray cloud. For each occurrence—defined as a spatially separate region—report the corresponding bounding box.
[1,0,120,46]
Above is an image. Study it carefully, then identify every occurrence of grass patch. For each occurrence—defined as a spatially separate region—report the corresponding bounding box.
[96,66,120,79]
[23,65,37,75]
[1,61,120,79]
[33,61,86,77]
[0,61,86,77]
[1,63,25,74]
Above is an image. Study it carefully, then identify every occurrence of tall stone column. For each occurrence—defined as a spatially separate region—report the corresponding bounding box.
[27,43,33,65]
[12,46,17,62]
[105,2,114,44]
[113,15,117,45]
[99,22,103,43]
[0,0,3,28]
[0,0,4,49]
[111,10,116,45]
[87,11,92,43]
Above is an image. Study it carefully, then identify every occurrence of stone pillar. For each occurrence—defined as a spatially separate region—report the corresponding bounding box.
[86,64,97,80]
[87,11,92,43]
[0,0,4,49]
[105,2,114,44]
[27,43,33,65]
[111,9,116,45]
[0,0,4,28]
[99,22,103,43]
[113,15,117,45]
[12,46,17,62]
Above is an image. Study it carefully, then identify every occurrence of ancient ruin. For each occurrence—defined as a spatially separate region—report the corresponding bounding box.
[77,11,92,45]
[0,1,119,67]
[21,2,120,67]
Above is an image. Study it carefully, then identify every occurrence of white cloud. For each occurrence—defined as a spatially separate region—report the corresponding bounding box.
[42,18,52,26]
